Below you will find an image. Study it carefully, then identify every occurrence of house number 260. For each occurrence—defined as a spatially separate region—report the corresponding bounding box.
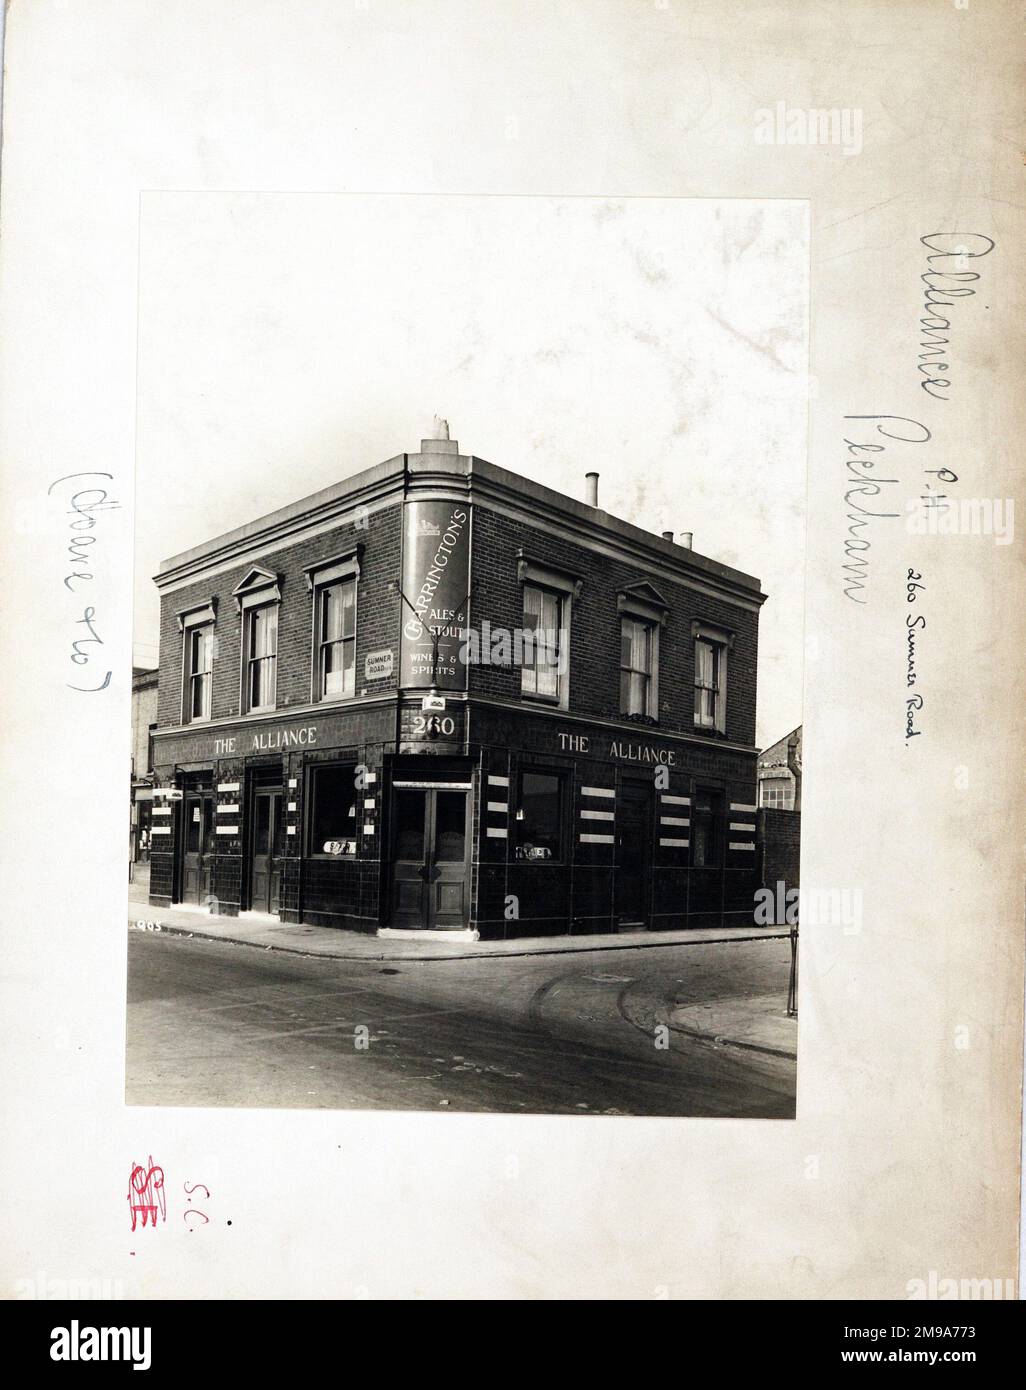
[411,714,455,737]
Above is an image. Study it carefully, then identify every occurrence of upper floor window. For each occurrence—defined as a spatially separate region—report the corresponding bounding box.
[692,621,732,734]
[521,584,565,703]
[244,603,278,713]
[516,554,581,711]
[620,616,656,717]
[305,549,361,703]
[617,583,666,722]
[176,600,217,724]
[318,579,356,699]
[185,624,213,722]
[760,777,792,809]
[232,567,282,715]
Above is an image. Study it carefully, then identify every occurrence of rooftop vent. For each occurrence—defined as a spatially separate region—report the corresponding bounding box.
[585,471,599,507]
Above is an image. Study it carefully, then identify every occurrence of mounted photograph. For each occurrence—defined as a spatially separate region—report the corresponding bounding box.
[127,193,807,1118]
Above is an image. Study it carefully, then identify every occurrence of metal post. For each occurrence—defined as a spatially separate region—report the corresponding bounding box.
[787,922,799,1018]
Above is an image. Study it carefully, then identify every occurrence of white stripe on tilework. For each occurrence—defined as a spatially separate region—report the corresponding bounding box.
[363,824,375,835]
[364,799,375,810]
[286,827,296,836]
[580,833,614,844]
[660,816,689,827]
[486,827,508,838]
[729,821,755,832]
[730,802,757,812]
[487,801,508,813]
[215,826,238,835]
[288,778,298,788]
[580,809,614,821]
[288,801,298,812]
[217,783,240,792]
[488,775,509,787]
[729,841,756,851]
[364,773,377,784]
[216,804,239,814]
[660,794,691,805]
[150,826,172,835]
[152,807,171,816]
[659,837,689,848]
[580,786,615,798]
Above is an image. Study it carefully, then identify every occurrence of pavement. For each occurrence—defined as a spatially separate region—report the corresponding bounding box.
[127,883,787,961]
[126,930,797,1115]
[127,881,797,1065]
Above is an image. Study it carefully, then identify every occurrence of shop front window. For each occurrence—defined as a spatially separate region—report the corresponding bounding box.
[691,789,724,867]
[307,762,358,855]
[514,768,564,861]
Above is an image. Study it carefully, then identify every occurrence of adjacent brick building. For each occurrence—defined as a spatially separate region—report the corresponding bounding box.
[130,666,158,865]
[148,427,767,939]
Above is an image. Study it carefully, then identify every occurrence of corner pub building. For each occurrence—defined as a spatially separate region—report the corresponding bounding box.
[148,427,766,941]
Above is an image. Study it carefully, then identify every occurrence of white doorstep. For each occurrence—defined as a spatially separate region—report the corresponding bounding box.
[377,927,481,943]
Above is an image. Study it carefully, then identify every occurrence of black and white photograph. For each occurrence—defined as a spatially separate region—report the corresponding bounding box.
[1,0,1023,1326]
[126,195,807,1117]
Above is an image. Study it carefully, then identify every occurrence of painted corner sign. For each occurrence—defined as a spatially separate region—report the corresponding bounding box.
[364,648,394,680]
[399,499,470,689]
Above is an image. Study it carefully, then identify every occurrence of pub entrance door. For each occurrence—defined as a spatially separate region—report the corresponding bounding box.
[390,784,470,929]
[249,787,284,914]
[181,789,215,906]
[615,781,653,928]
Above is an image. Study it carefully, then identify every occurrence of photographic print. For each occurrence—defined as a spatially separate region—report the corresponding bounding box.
[127,194,807,1117]
[1,0,1022,1318]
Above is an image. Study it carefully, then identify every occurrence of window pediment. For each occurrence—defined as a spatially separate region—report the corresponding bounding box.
[304,547,362,592]
[692,618,735,651]
[516,551,584,599]
[618,582,669,626]
[176,598,217,632]
[232,566,281,612]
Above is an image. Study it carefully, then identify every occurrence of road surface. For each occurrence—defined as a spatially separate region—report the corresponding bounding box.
[126,931,796,1117]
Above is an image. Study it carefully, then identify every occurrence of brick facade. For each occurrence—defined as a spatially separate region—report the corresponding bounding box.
[149,436,767,939]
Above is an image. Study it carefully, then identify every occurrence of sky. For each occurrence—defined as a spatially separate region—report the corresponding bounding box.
[134,193,808,747]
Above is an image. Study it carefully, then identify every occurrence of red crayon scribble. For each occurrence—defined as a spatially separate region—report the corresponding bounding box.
[128,1157,166,1231]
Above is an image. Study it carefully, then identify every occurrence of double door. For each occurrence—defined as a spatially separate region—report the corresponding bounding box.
[390,787,469,929]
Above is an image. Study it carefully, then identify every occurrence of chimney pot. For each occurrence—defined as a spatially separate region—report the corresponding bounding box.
[680,531,693,549]
[420,416,459,454]
[585,471,599,507]
[661,530,674,542]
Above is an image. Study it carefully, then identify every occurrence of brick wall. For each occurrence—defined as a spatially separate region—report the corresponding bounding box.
[156,503,402,728]
[758,807,801,893]
[468,504,759,746]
